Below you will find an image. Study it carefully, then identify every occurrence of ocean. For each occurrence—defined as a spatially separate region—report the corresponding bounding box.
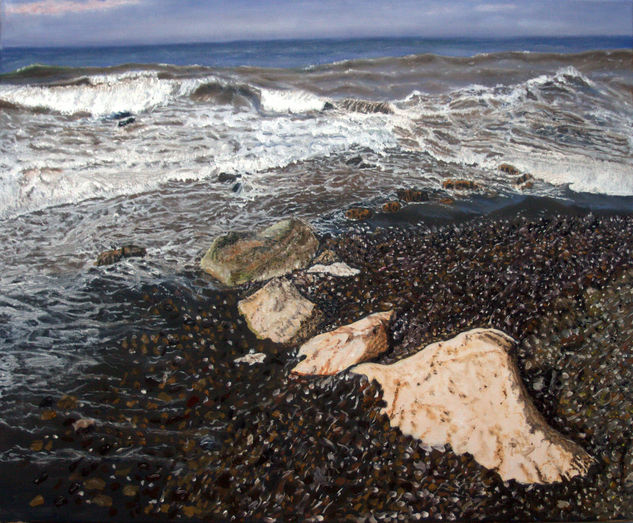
[1,36,633,520]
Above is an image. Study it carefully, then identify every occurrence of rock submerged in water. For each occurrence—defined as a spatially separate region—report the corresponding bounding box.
[352,328,594,484]
[292,311,393,376]
[396,189,429,203]
[238,278,321,344]
[200,218,319,286]
[499,163,520,176]
[382,201,402,213]
[96,245,146,266]
[442,179,479,191]
[345,208,372,221]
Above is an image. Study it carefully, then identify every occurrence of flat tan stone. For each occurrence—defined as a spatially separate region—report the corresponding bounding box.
[292,311,393,376]
[238,279,320,344]
[352,328,594,484]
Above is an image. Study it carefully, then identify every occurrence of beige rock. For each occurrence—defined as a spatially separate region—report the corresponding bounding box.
[72,418,95,432]
[292,311,393,376]
[238,279,321,344]
[234,352,266,365]
[307,262,360,277]
[352,328,594,484]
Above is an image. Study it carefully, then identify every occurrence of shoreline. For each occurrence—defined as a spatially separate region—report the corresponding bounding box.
[4,207,633,521]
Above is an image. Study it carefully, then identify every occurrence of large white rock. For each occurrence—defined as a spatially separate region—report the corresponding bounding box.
[352,328,594,484]
[238,278,320,344]
[292,311,393,376]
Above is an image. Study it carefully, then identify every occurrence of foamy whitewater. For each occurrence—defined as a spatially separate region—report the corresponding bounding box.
[0,40,632,472]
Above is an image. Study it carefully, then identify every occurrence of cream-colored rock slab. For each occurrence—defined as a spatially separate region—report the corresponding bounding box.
[234,353,266,365]
[307,262,360,277]
[292,311,393,376]
[238,279,320,344]
[352,328,594,484]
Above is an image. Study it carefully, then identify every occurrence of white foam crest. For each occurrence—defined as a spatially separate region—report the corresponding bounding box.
[0,72,208,116]
[0,103,399,217]
[259,88,326,113]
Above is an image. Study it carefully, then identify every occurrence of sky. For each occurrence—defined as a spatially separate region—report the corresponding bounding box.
[1,0,632,47]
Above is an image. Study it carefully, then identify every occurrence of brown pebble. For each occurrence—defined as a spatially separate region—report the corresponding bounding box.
[499,163,519,175]
[396,189,428,202]
[382,201,402,213]
[92,494,113,507]
[345,208,372,221]
[30,440,44,451]
[41,410,57,421]
[123,485,139,497]
[29,494,45,507]
[442,179,478,190]
[84,477,106,491]
[439,198,455,205]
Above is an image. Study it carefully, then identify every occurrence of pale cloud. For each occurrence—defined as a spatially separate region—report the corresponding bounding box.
[6,0,141,16]
[474,3,518,12]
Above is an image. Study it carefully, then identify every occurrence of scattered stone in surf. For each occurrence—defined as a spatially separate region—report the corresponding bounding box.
[234,352,266,365]
[307,262,360,277]
[231,182,242,193]
[345,207,372,221]
[218,172,240,183]
[442,179,479,191]
[117,116,136,127]
[514,173,533,185]
[72,418,96,432]
[337,98,393,114]
[352,328,594,484]
[238,278,321,344]
[292,310,393,376]
[200,218,319,286]
[396,189,429,203]
[96,245,147,266]
[382,201,402,213]
[439,197,455,205]
[499,163,520,176]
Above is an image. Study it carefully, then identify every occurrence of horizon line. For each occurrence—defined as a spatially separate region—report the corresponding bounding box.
[2,34,631,50]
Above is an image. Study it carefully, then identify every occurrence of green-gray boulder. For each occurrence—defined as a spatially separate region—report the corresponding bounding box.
[200,218,319,286]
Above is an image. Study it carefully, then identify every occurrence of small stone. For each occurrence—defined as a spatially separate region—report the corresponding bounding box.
[382,201,402,212]
[30,440,44,451]
[234,353,266,365]
[499,163,520,175]
[84,477,106,491]
[396,189,428,203]
[345,208,372,221]
[313,249,339,265]
[92,494,113,507]
[122,485,139,497]
[292,311,393,376]
[29,494,45,507]
[72,418,96,432]
[41,410,57,421]
[442,179,478,191]
[306,262,360,277]
[96,245,146,266]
